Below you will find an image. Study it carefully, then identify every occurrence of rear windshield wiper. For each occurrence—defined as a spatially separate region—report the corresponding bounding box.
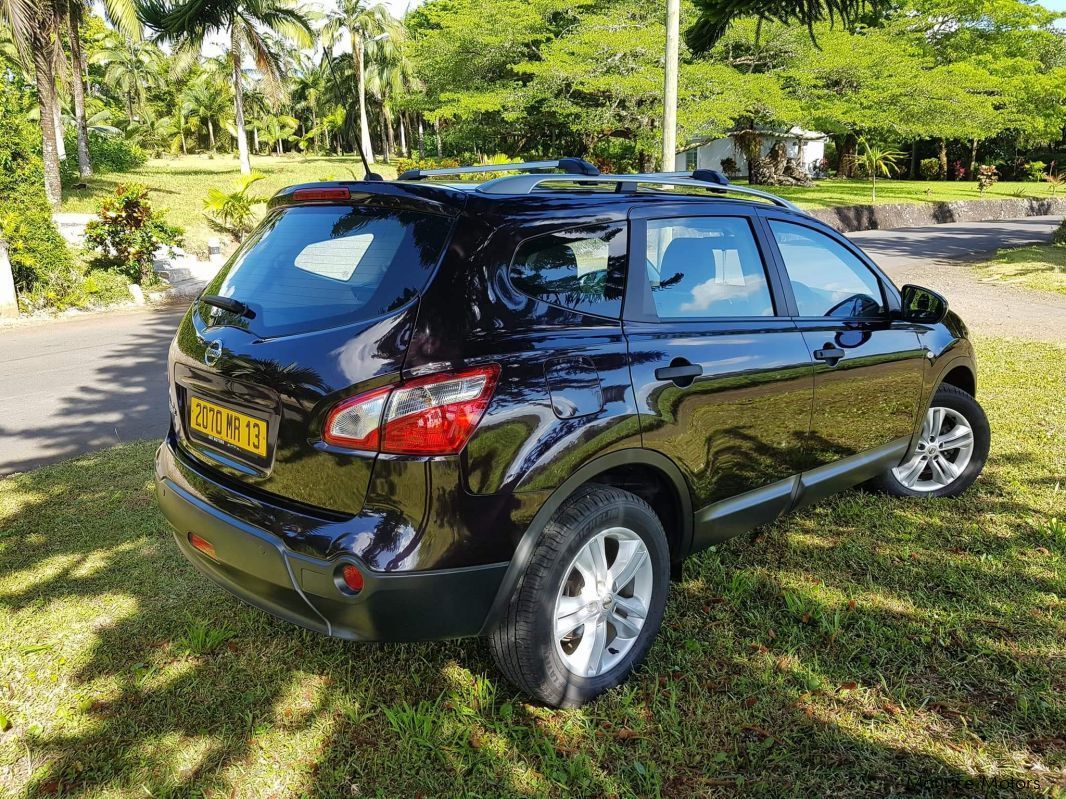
[200,294,256,319]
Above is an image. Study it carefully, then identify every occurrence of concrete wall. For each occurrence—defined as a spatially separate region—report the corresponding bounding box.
[807,196,1066,233]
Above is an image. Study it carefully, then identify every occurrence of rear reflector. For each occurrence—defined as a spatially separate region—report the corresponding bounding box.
[322,365,500,456]
[340,564,364,593]
[188,532,216,559]
[291,187,351,202]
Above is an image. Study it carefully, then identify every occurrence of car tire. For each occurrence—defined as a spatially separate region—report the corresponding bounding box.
[871,383,990,498]
[488,485,670,708]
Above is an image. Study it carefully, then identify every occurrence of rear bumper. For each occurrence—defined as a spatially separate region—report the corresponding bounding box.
[156,444,507,642]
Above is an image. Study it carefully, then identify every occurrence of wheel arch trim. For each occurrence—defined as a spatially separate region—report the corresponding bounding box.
[478,448,692,635]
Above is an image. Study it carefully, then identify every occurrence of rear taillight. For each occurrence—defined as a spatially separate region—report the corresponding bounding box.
[291,187,351,202]
[188,532,216,559]
[322,365,499,456]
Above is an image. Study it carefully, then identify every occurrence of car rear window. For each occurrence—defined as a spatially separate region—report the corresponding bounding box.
[198,205,453,337]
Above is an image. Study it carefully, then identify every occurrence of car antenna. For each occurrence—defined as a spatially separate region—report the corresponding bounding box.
[322,50,383,182]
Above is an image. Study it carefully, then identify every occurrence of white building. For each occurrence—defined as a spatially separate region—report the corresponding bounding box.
[674,127,828,177]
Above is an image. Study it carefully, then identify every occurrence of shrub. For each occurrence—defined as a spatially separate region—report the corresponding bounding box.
[203,173,266,242]
[60,131,146,186]
[1052,219,1066,247]
[1024,161,1047,182]
[82,269,133,305]
[84,184,183,284]
[976,164,999,194]
[1046,173,1063,197]
[719,156,739,177]
[0,76,75,308]
[919,158,941,180]
[950,160,967,181]
[393,156,460,176]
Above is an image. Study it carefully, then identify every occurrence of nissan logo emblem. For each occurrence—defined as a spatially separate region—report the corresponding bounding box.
[204,339,223,366]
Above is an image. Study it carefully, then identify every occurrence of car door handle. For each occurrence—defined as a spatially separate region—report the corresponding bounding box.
[813,345,846,366]
[655,361,703,384]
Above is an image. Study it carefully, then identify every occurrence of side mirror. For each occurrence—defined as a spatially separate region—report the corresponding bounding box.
[899,284,948,324]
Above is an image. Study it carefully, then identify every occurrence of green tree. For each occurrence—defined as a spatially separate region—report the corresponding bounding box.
[89,29,167,125]
[858,139,903,201]
[181,73,231,151]
[140,0,312,174]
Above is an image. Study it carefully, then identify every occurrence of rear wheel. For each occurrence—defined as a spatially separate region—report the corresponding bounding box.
[489,485,670,708]
[872,383,989,498]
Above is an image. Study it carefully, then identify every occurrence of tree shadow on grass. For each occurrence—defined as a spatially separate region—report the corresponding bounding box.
[1,443,1061,798]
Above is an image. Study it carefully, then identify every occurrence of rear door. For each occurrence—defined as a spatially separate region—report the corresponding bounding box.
[758,213,924,477]
[170,193,457,515]
[623,205,814,546]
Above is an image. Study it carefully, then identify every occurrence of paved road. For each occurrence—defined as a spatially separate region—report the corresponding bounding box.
[849,215,1064,342]
[0,215,1062,475]
[0,305,186,475]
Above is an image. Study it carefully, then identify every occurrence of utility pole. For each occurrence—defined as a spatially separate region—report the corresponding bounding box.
[662,0,680,170]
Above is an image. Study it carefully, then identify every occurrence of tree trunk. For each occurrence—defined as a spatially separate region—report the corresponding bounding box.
[67,6,92,179]
[383,105,395,163]
[335,133,341,156]
[417,116,425,159]
[208,118,216,150]
[33,49,63,206]
[353,32,374,163]
[398,112,408,156]
[53,100,66,160]
[434,120,442,157]
[252,127,259,153]
[910,140,918,180]
[970,138,979,174]
[231,28,251,174]
[836,133,858,179]
[938,138,948,180]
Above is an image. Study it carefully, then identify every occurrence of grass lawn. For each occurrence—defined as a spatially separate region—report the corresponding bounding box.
[59,155,1054,254]
[1,337,1064,799]
[974,244,1066,297]
[60,155,398,256]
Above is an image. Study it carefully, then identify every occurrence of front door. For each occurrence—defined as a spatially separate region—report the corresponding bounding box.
[623,207,814,547]
[760,215,925,478]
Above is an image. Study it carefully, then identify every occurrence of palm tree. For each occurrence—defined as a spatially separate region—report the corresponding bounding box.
[686,0,878,54]
[366,20,411,162]
[323,1,391,164]
[257,112,298,154]
[59,0,140,179]
[1,0,63,204]
[290,56,328,152]
[858,139,904,202]
[140,0,312,174]
[181,73,231,151]
[89,30,167,126]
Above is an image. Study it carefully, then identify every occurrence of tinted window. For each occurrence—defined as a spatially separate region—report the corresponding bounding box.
[199,205,452,337]
[510,223,626,318]
[645,216,774,318]
[769,221,884,318]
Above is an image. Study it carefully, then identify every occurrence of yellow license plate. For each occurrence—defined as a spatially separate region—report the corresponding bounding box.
[189,396,267,458]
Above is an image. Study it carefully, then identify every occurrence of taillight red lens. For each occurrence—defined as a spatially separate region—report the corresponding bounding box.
[340,564,364,592]
[292,187,351,202]
[188,532,216,559]
[381,365,500,455]
[322,386,391,451]
[321,365,499,456]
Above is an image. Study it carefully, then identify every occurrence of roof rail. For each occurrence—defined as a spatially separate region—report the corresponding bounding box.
[475,170,802,211]
[398,157,600,181]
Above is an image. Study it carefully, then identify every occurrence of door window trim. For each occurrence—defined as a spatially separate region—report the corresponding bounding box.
[756,211,903,320]
[623,206,792,324]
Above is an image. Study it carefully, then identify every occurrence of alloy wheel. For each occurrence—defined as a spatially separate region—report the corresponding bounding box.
[892,406,976,492]
[553,527,654,678]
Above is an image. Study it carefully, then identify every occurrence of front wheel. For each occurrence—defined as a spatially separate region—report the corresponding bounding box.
[872,383,990,498]
[488,485,670,708]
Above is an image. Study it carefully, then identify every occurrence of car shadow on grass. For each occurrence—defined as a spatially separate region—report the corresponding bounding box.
[0,439,1061,798]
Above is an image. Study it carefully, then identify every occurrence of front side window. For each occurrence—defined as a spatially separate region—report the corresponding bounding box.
[769,221,885,318]
[510,223,626,318]
[644,216,774,319]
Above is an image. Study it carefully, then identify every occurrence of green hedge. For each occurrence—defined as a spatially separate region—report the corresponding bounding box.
[60,131,146,186]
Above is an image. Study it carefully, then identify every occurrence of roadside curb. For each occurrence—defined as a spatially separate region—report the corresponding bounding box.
[808,197,1066,233]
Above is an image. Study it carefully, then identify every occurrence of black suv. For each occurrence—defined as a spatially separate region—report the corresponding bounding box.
[156,159,989,707]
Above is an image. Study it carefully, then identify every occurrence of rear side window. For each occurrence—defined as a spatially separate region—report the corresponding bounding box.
[200,205,452,337]
[645,216,774,318]
[510,223,627,318]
